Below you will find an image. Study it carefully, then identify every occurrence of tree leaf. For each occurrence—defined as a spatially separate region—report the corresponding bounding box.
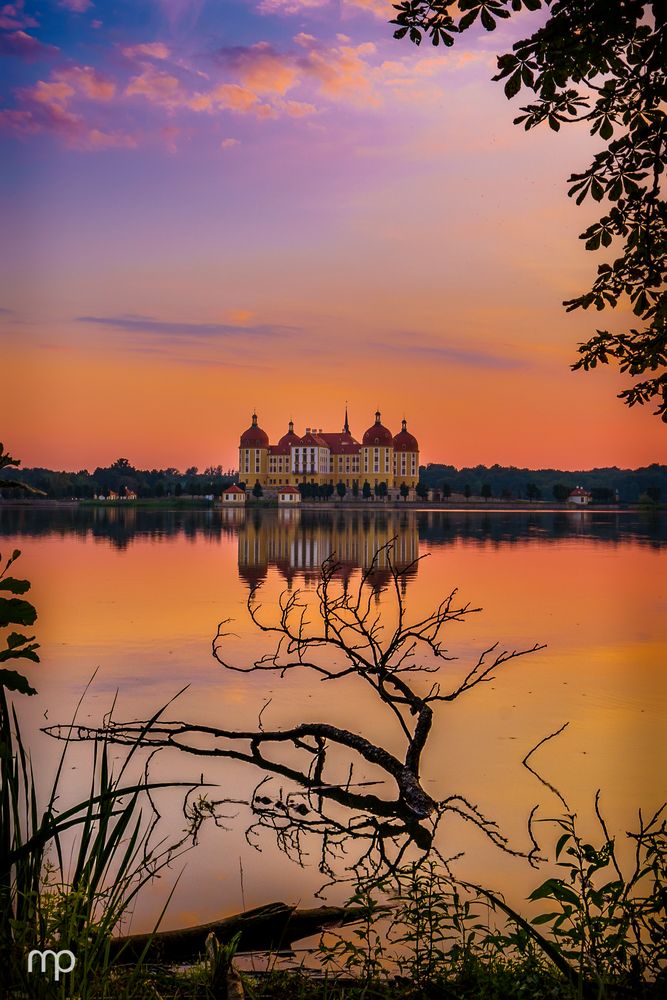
[0,597,37,628]
[480,7,496,31]
[0,668,37,695]
[505,70,522,99]
[0,577,31,595]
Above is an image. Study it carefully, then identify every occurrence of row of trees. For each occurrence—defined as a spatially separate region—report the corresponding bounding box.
[245,481,406,501]
[3,458,236,500]
[5,459,665,505]
[425,482,623,503]
[419,463,666,503]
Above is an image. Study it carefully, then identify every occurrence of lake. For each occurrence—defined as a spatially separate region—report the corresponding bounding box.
[2,504,665,934]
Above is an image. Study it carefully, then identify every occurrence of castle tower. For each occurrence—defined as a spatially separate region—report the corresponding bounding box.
[392,417,420,490]
[361,410,394,490]
[239,411,269,487]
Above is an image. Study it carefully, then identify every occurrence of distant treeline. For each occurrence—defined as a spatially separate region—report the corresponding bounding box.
[4,458,237,500]
[419,463,666,503]
[3,458,665,504]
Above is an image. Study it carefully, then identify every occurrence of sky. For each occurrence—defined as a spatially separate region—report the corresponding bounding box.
[1,0,664,472]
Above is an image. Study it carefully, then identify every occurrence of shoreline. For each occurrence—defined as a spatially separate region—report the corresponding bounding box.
[0,498,656,513]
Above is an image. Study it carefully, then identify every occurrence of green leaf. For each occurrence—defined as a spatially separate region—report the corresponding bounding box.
[0,668,36,695]
[0,597,37,628]
[0,577,30,595]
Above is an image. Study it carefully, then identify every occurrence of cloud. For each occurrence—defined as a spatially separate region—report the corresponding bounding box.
[220,136,240,149]
[0,29,58,59]
[58,0,93,11]
[3,68,133,147]
[189,82,267,114]
[125,65,185,107]
[258,0,327,12]
[384,339,530,371]
[211,37,383,110]
[55,65,116,100]
[76,314,295,338]
[220,41,300,96]
[122,41,170,61]
[343,0,393,17]
[255,0,392,14]
[86,128,136,148]
[0,2,37,30]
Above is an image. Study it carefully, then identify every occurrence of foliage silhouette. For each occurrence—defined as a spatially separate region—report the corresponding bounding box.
[391,1,667,420]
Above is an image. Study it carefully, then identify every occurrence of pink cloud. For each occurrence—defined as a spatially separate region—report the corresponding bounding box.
[3,66,134,149]
[0,107,40,133]
[220,137,240,149]
[223,41,299,96]
[28,78,76,110]
[190,83,273,117]
[125,65,185,107]
[343,0,392,16]
[258,0,327,12]
[0,1,37,30]
[123,41,171,61]
[86,128,136,149]
[0,29,58,59]
[58,0,93,11]
[160,124,180,152]
[56,65,116,101]
[300,39,380,106]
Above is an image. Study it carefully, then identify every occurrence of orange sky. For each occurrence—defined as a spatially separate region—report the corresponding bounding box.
[1,2,664,471]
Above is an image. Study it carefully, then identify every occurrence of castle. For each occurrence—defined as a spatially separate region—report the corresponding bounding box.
[239,408,419,496]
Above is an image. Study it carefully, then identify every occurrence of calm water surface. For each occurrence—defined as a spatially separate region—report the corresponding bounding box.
[2,505,665,932]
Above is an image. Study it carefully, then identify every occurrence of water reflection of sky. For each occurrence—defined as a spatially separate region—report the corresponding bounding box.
[2,507,665,933]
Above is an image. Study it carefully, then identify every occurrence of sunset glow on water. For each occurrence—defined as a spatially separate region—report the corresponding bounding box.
[3,506,664,932]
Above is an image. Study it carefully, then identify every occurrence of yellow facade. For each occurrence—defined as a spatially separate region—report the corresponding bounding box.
[238,410,419,495]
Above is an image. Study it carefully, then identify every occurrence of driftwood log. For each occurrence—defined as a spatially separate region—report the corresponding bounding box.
[109,902,376,964]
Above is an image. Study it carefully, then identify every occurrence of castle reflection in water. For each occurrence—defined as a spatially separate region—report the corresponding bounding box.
[223,507,419,591]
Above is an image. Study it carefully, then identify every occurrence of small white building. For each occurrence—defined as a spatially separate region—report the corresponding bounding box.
[277,485,301,504]
[568,486,592,505]
[222,484,247,505]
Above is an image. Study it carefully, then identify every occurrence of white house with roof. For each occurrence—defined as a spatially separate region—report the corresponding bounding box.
[277,485,301,504]
[568,486,592,505]
[222,484,247,504]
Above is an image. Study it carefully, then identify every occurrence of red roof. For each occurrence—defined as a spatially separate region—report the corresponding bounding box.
[271,422,302,455]
[240,413,269,448]
[223,484,246,494]
[393,419,418,451]
[278,485,300,494]
[569,486,591,496]
[319,432,361,455]
[362,411,393,447]
[300,431,328,448]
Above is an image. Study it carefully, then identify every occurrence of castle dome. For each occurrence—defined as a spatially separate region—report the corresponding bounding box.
[393,418,419,452]
[240,412,269,448]
[278,420,301,452]
[362,410,393,447]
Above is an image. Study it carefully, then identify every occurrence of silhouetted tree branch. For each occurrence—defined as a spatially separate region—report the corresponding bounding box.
[46,541,544,876]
